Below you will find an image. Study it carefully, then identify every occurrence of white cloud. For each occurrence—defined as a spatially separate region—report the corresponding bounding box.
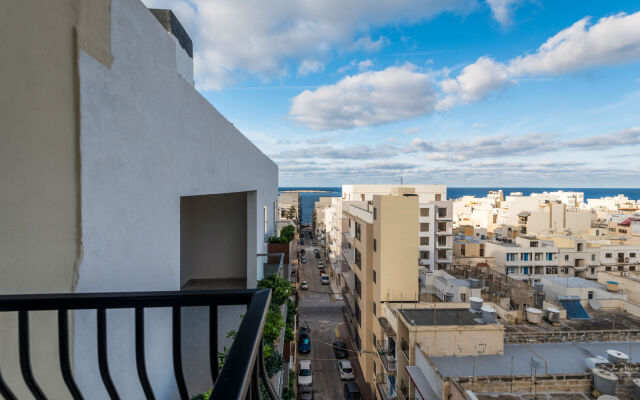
[440,11,640,107]
[358,59,374,71]
[298,60,325,76]
[289,64,437,130]
[405,126,421,134]
[142,0,476,90]
[472,122,486,128]
[486,0,519,26]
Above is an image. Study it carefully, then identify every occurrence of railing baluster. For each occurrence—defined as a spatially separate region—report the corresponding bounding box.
[18,310,47,399]
[0,367,17,400]
[97,308,120,399]
[135,308,155,399]
[209,305,218,384]
[172,306,188,399]
[58,309,83,399]
[250,359,260,400]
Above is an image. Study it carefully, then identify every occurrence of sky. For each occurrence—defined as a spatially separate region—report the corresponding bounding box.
[142,0,640,187]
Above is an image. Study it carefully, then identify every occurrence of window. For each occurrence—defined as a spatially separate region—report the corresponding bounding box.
[506,253,516,261]
[420,208,429,217]
[631,253,637,258]
[591,267,595,274]
[606,253,612,259]
[631,266,636,271]
[373,269,376,283]
[620,229,627,233]
[355,222,361,241]
[592,254,596,261]
[373,302,376,316]
[460,293,466,302]
[420,223,430,232]
[546,253,553,261]
[435,194,441,201]
[438,208,447,218]
[354,301,361,326]
[460,244,466,256]
[355,275,361,298]
[479,246,484,257]
[420,251,430,259]
[373,207,377,220]
[373,238,377,252]
[606,266,612,271]
[355,248,362,269]
[264,206,268,236]
[577,243,584,251]
[565,255,569,261]
[531,241,538,247]
[588,291,594,300]
[420,237,429,245]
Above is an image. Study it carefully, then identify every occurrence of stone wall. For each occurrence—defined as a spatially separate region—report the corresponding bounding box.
[455,374,592,394]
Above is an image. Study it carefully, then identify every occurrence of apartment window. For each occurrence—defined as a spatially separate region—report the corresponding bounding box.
[354,301,361,326]
[420,237,429,246]
[546,253,553,261]
[618,266,624,271]
[620,229,628,233]
[438,208,447,218]
[506,253,516,262]
[355,275,361,298]
[420,223,430,232]
[460,244,466,256]
[264,206,268,236]
[592,254,596,261]
[606,253,612,259]
[355,222,361,241]
[373,269,376,283]
[591,267,595,274]
[373,238,377,252]
[531,241,538,248]
[420,251,430,259]
[460,293,466,302]
[565,255,569,261]
[577,243,584,251]
[535,253,542,261]
[373,302,376,316]
[631,266,636,271]
[509,267,515,273]
[420,208,429,217]
[588,291,594,300]
[438,237,447,246]
[435,194,442,201]
[438,222,447,232]
[606,266,612,271]
[355,248,362,269]
[479,245,484,257]
[631,253,637,258]
[373,207,377,220]
[521,253,530,261]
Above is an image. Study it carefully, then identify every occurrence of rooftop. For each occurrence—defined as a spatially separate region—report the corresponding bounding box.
[399,308,484,326]
[543,276,606,289]
[503,308,640,333]
[430,341,640,377]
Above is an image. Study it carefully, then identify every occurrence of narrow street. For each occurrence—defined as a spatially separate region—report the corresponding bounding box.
[297,231,348,400]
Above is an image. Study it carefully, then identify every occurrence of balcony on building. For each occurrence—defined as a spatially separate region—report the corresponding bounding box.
[436,222,452,235]
[377,375,398,400]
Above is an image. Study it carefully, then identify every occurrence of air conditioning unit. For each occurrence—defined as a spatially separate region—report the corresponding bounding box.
[622,271,629,277]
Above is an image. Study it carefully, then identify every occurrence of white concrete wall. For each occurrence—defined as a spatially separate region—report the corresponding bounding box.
[73,0,278,398]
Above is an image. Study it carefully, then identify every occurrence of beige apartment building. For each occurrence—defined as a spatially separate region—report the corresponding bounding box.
[340,189,420,398]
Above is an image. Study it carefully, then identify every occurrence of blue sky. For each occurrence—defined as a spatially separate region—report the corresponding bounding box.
[144,0,640,187]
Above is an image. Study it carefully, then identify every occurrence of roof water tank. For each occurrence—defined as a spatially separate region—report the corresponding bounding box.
[607,281,619,292]
[526,307,543,324]
[585,356,609,371]
[470,297,483,312]
[469,278,479,288]
[481,305,496,324]
[597,396,619,400]
[545,307,560,323]
[607,349,629,364]
[593,368,617,395]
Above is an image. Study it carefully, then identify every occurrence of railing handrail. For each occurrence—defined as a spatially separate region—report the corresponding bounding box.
[0,288,278,400]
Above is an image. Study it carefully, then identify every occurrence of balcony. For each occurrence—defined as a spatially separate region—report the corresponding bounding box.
[436,229,452,236]
[377,380,397,400]
[377,349,397,372]
[400,338,410,362]
[343,230,354,243]
[0,289,278,400]
[343,247,355,268]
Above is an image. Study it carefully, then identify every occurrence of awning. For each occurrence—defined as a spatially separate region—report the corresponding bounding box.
[406,366,440,400]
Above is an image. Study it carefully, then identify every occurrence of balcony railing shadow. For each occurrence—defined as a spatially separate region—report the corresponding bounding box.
[0,289,277,400]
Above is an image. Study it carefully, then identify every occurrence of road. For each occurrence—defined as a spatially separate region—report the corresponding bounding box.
[297,231,347,400]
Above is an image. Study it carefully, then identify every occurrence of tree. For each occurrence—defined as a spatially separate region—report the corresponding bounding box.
[286,205,297,220]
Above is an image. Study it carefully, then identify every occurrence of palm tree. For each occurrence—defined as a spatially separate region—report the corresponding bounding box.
[286,205,297,221]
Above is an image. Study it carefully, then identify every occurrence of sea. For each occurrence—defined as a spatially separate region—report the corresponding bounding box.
[279,187,640,225]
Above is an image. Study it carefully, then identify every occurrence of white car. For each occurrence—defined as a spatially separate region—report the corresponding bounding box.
[321,274,330,285]
[338,360,354,380]
[298,360,313,387]
[317,261,324,269]
[301,280,308,290]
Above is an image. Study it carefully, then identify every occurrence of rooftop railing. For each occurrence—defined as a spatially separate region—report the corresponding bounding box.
[0,289,277,400]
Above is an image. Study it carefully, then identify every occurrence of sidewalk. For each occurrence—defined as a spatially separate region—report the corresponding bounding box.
[338,322,373,400]
[330,278,343,301]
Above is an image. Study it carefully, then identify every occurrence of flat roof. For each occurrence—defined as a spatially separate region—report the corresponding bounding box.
[399,308,482,326]
[431,342,640,377]
[544,277,606,289]
[436,276,470,288]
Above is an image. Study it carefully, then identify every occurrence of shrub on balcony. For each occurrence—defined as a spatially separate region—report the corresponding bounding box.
[258,274,293,307]
[263,307,285,343]
[267,224,296,243]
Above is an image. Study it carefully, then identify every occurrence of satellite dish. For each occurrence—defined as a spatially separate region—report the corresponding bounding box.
[590,299,602,311]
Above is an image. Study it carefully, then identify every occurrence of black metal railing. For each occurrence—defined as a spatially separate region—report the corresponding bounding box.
[0,289,277,400]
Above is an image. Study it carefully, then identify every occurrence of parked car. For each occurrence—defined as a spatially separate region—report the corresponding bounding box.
[301,280,308,290]
[301,257,306,264]
[298,331,311,353]
[333,341,348,359]
[343,382,362,400]
[338,360,354,380]
[298,360,313,387]
[312,241,317,246]
[299,385,313,400]
[300,239,304,245]
[300,249,305,255]
[317,261,324,269]
[321,274,330,285]
[315,252,321,258]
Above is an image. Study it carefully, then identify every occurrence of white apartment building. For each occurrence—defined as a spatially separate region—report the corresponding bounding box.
[485,236,561,283]
[325,197,345,281]
[586,195,640,215]
[530,190,584,209]
[342,184,446,202]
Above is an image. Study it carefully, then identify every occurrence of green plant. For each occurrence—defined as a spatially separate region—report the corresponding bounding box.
[263,306,285,342]
[280,224,296,242]
[257,275,293,306]
[264,351,284,378]
[282,386,295,400]
[284,324,294,342]
[286,205,297,220]
[190,389,211,400]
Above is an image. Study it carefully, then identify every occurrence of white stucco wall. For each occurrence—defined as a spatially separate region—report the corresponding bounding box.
[73,0,278,398]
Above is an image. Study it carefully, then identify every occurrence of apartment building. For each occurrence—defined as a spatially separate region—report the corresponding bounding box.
[485,236,561,283]
[340,191,420,398]
[516,202,592,235]
[0,1,278,397]
[325,197,345,282]
[278,191,300,225]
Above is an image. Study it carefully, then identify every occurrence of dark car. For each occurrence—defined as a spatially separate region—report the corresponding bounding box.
[301,249,306,255]
[298,331,311,354]
[315,253,321,258]
[343,382,362,400]
[333,341,348,359]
